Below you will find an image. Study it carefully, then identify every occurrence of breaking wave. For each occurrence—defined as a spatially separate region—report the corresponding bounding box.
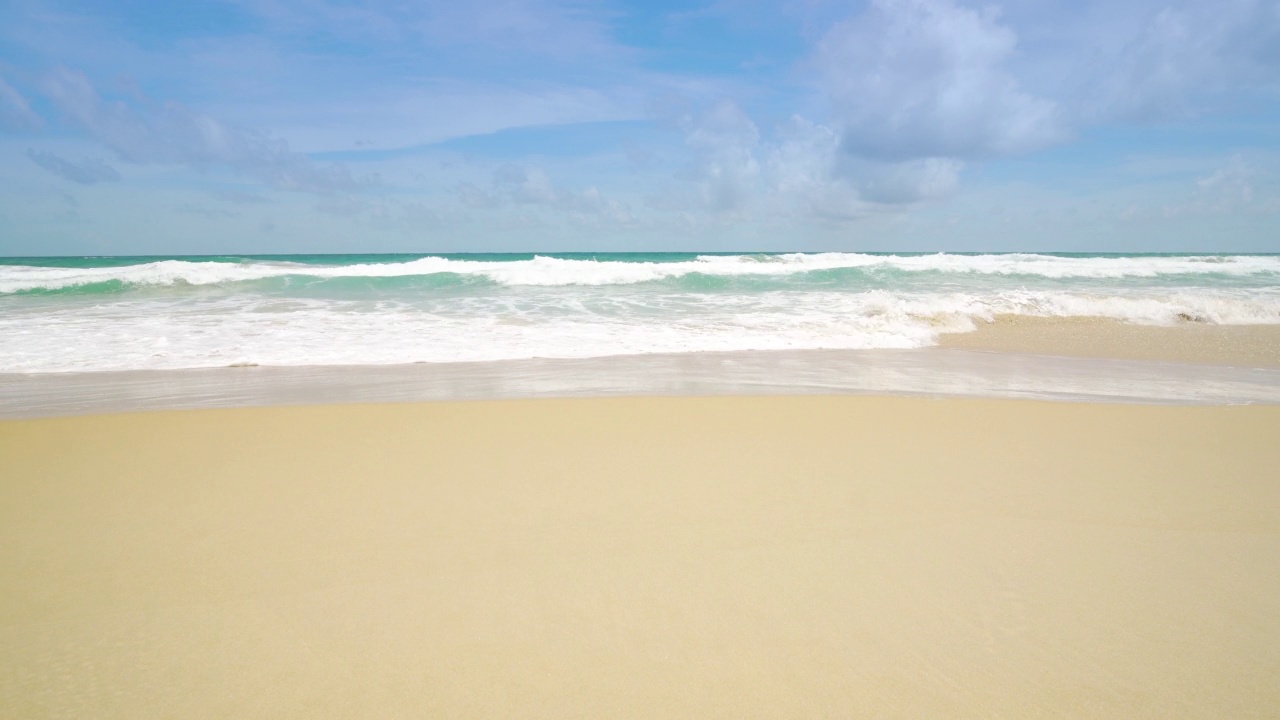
[4,252,1280,294]
[3,252,1278,372]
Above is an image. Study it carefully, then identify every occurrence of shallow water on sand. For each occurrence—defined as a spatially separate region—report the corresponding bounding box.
[4,348,1279,419]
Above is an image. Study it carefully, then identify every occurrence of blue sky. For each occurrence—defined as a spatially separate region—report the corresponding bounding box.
[0,0,1277,254]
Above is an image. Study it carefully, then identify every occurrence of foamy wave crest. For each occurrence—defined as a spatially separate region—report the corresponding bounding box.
[0,258,456,293]
[745,252,1280,279]
[973,289,1280,325]
[3,286,1278,372]
[5,253,1280,293]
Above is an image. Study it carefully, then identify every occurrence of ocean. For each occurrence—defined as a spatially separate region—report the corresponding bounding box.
[2,252,1279,373]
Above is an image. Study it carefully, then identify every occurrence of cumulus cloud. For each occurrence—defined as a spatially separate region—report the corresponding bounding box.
[1197,155,1257,203]
[765,116,962,208]
[456,181,501,209]
[456,164,633,221]
[852,157,964,204]
[26,149,121,185]
[39,67,358,194]
[683,101,762,211]
[765,116,839,199]
[0,75,42,131]
[1070,0,1280,123]
[494,164,562,205]
[671,103,962,220]
[667,0,1044,221]
[815,0,1068,161]
[762,116,865,218]
[672,0,1279,223]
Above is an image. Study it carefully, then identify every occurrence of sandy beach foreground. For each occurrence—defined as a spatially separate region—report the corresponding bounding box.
[3,396,1279,718]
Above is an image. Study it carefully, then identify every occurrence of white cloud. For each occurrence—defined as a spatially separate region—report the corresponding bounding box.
[456,181,501,209]
[26,149,121,185]
[38,67,359,194]
[5,0,1280,249]
[673,104,961,219]
[0,75,42,131]
[495,164,562,205]
[415,0,623,59]
[1197,154,1257,203]
[1063,0,1280,123]
[814,0,1068,161]
[765,116,838,198]
[233,0,624,61]
[683,101,761,212]
[679,0,1280,223]
[763,116,865,219]
[765,115,962,207]
[455,163,633,222]
[851,157,963,204]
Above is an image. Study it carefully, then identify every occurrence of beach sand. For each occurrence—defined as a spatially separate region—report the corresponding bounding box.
[939,316,1280,368]
[3,396,1279,718]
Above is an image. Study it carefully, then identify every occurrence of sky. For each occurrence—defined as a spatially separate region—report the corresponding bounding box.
[0,0,1278,255]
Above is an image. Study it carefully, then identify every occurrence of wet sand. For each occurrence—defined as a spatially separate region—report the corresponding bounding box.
[939,316,1280,368]
[6,343,1280,422]
[3,396,1279,718]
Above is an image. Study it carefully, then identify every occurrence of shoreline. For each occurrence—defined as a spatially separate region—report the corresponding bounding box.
[4,343,1280,419]
[939,316,1280,368]
[2,318,1277,420]
[4,395,1279,717]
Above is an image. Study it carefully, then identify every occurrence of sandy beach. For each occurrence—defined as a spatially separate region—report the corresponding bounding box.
[5,0,1279,715]
[940,316,1280,368]
[3,395,1279,718]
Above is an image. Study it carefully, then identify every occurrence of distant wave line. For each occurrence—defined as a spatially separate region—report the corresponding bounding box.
[4,252,1280,293]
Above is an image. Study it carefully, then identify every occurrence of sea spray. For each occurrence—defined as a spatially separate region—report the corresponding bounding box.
[2,252,1278,372]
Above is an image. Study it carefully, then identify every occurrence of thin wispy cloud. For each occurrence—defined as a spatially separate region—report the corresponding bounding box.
[39,66,360,194]
[0,74,43,131]
[0,0,1277,253]
[26,149,121,185]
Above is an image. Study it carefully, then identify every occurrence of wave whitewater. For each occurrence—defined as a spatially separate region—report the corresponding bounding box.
[2,252,1279,372]
[4,252,1280,294]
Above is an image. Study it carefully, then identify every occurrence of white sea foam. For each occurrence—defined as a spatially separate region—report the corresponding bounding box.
[4,252,1280,293]
[3,286,1278,372]
[4,253,1277,372]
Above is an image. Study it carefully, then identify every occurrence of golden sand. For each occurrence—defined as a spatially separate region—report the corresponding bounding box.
[3,396,1279,718]
[939,315,1280,367]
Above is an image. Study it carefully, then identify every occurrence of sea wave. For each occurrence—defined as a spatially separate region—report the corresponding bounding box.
[3,287,1278,372]
[4,252,1280,293]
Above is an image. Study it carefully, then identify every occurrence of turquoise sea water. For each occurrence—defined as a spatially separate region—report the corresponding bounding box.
[2,252,1278,372]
